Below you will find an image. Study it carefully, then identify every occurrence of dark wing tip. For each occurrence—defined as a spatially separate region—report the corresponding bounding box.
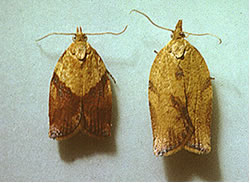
[48,127,63,140]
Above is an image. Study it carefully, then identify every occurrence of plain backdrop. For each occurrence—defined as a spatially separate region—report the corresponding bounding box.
[0,0,248,181]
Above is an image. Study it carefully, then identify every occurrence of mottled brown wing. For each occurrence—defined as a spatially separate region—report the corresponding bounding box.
[49,50,82,140]
[80,44,112,137]
[182,42,212,154]
[148,40,194,157]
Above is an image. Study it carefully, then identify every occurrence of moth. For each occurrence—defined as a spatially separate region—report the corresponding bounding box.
[131,9,221,156]
[37,26,127,140]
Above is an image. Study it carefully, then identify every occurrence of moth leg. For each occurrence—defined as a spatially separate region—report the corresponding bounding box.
[154,50,158,54]
[106,69,116,84]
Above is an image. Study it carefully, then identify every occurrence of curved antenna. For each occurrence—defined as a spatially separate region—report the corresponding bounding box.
[36,25,128,42]
[130,9,222,44]
[85,25,128,35]
[130,9,174,33]
[184,32,222,44]
[36,33,75,42]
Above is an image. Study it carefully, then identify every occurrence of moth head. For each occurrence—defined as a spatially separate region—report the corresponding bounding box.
[73,26,88,42]
[172,20,185,40]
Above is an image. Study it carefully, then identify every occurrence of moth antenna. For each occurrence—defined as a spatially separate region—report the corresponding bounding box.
[130,9,174,33]
[36,25,128,42]
[130,9,222,44]
[85,25,128,36]
[183,32,222,44]
[36,32,76,42]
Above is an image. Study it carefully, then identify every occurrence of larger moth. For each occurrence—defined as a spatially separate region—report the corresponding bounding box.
[37,26,127,140]
[131,10,221,156]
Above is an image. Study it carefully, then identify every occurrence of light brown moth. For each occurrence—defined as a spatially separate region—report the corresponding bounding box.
[131,9,221,156]
[37,26,127,140]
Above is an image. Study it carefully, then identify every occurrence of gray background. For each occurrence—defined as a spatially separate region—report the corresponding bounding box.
[0,0,248,181]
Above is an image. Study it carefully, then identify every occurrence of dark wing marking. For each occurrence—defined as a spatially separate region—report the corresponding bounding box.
[49,73,82,140]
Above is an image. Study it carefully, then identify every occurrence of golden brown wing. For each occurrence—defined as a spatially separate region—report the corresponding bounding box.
[148,39,194,157]
[80,43,112,137]
[49,49,83,140]
[182,42,212,154]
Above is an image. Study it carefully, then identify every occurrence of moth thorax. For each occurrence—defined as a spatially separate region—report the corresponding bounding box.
[171,41,186,59]
[71,43,87,61]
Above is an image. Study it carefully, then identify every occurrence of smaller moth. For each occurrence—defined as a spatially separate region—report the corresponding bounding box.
[131,9,221,157]
[37,26,127,140]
